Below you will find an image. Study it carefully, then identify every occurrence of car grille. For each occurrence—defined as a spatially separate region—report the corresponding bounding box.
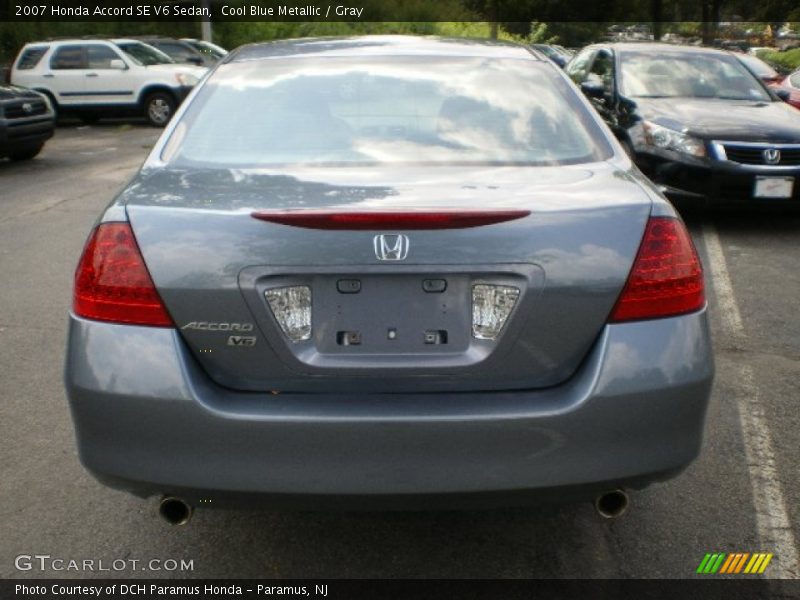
[719,143,800,167]
[3,99,48,119]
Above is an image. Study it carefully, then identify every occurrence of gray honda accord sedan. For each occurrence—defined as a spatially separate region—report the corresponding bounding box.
[65,36,713,523]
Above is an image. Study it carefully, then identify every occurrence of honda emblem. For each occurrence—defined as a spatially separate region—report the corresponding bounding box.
[763,148,781,165]
[373,234,409,261]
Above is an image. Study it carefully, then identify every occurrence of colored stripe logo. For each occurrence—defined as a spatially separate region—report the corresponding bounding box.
[696,552,773,574]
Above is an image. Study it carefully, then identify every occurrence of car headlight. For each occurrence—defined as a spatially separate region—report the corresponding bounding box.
[175,73,199,87]
[643,121,706,158]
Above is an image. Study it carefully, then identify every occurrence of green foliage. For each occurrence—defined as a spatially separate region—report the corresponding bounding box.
[761,48,800,71]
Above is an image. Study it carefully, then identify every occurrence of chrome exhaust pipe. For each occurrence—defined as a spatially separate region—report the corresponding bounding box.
[594,489,629,519]
[158,496,193,526]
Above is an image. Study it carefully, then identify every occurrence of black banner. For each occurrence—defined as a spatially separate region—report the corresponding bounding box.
[1,0,799,23]
[2,579,797,600]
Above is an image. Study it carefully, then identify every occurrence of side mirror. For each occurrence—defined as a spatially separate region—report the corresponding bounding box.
[109,59,127,70]
[580,80,606,98]
[775,88,791,102]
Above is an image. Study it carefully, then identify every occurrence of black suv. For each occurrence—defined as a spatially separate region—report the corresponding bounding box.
[0,84,55,161]
[567,43,800,204]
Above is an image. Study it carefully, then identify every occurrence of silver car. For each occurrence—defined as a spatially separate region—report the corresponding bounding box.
[65,36,713,524]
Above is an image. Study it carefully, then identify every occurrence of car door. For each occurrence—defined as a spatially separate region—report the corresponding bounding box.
[83,44,136,106]
[48,45,87,106]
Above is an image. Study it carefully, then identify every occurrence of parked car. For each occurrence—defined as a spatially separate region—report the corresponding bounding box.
[0,84,55,160]
[180,38,228,62]
[10,39,206,126]
[530,43,570,68]
[65,36,712,523]
[136,37,216,68]
[567,43,800,203]
[777,67,800,110]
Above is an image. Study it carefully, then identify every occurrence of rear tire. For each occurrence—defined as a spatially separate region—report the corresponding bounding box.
[10,144,44,161]
[143,92,176,127]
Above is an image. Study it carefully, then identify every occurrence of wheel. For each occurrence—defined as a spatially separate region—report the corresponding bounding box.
[143,92,176,127]
[10,144,44,161]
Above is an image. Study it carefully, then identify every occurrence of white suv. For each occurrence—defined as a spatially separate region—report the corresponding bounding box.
[10,39,208,126]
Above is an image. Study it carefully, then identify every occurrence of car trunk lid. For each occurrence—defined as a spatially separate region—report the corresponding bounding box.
[124,163,652,393]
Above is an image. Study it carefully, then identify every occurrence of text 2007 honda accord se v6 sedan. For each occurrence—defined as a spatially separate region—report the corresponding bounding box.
[65,36,713,524]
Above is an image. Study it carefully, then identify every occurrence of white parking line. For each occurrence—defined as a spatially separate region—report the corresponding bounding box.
[703,224,799,579]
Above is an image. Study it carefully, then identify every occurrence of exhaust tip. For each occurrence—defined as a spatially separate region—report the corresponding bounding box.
[594,489,629,519]
[158,496,192,526]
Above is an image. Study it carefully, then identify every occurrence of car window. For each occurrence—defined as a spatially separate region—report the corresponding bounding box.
[165,57,613,168]
[50,45,86,70]
[87,45,123,69]
[790,72,800,88]
[737,54,778,79]
[565,48,594,83]
[16,46,48,70]
[619,50,771,101]
[155,42,197,62]
[589,51,614,93]
[115,42,173,66]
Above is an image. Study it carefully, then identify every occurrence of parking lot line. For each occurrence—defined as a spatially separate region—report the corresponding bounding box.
[703,223,799,579]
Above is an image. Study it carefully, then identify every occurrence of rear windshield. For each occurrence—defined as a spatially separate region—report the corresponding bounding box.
[164,56,612,167]
[619,50,772,101]
[16,46,48,70]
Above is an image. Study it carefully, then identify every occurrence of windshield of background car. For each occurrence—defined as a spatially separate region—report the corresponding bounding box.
[164,56,613,167]
[737,54,779,79]
[116,42,173,66]
[619,51,772,101]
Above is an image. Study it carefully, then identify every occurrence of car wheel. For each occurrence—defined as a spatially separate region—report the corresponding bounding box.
[144,92,176,127]
[10,144,44,161]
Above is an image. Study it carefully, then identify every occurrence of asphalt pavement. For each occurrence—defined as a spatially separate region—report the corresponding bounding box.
[0,124,798,580]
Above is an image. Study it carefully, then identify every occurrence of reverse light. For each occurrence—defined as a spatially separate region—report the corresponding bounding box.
[609,217,704,322]
[265,286,312,341]
[643,121,706,158]
[73,223,172,326]
[472,284,520,340]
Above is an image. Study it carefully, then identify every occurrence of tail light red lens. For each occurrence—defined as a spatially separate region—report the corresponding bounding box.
[609,217,704,322]
[251,209,530,230]
[73,223,172,327]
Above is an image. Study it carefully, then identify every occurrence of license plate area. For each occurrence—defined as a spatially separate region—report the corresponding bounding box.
[239,263,542,372]
[753,176,794,199]
[313,274,471,354]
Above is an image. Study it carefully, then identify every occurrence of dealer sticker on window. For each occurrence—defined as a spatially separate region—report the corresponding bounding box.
[754,176,794,199]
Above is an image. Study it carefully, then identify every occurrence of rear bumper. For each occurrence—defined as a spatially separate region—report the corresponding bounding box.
[64,310,714,508]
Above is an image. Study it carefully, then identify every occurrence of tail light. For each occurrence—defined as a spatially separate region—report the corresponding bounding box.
[609,217,704,322]
[73,223,172,327]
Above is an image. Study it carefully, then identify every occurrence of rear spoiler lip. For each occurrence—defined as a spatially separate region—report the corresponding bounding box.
[250,209,531,230]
